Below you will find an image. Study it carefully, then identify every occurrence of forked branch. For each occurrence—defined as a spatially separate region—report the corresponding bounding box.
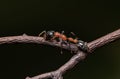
[0,29,120,79]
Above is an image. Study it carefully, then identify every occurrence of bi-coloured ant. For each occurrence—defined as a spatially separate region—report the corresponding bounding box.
[39,30,88,52]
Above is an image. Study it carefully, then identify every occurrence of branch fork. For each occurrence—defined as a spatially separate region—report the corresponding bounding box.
[0,29,120,79]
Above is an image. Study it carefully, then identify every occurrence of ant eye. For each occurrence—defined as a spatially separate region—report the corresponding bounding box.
[49,32,53,35]
[47,31,54,36]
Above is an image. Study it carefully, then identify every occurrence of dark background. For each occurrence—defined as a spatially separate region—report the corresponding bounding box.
[0,0,120,79]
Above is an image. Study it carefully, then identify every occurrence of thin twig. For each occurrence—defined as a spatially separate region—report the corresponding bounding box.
[0,29,120,79]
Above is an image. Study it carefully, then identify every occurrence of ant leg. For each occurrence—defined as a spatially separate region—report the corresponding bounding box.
[60,31,65,54]
[38,30,47,40]
[38,30,46,36]
[62,31,64,33]
[59,38,63,54]
[70,32,78,39]
[51,36,56,40]
[43,33,47,40]
[68,41,72,53]
[70,32,76,36]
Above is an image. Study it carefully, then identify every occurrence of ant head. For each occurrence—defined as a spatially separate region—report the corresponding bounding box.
[46,31,55,39]
[77,40,88,52]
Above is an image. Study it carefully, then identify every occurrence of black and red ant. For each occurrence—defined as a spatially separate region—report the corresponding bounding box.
[39,30,88,52]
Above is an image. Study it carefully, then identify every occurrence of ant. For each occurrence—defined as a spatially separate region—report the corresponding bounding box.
[39,30,88,52]
[39,30,67,43]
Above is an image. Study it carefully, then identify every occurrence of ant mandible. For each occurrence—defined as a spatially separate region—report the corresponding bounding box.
[39,30,88,52]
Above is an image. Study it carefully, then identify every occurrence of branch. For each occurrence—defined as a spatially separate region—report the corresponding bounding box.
[0,29,120,79]
[0,34,78,52]
[88,29,120,52]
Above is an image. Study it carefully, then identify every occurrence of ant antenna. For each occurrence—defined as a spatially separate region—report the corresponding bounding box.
[39,30,46,36]
[38,30,47,40]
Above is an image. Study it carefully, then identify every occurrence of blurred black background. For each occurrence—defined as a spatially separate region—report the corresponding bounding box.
[0,0,120,79]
